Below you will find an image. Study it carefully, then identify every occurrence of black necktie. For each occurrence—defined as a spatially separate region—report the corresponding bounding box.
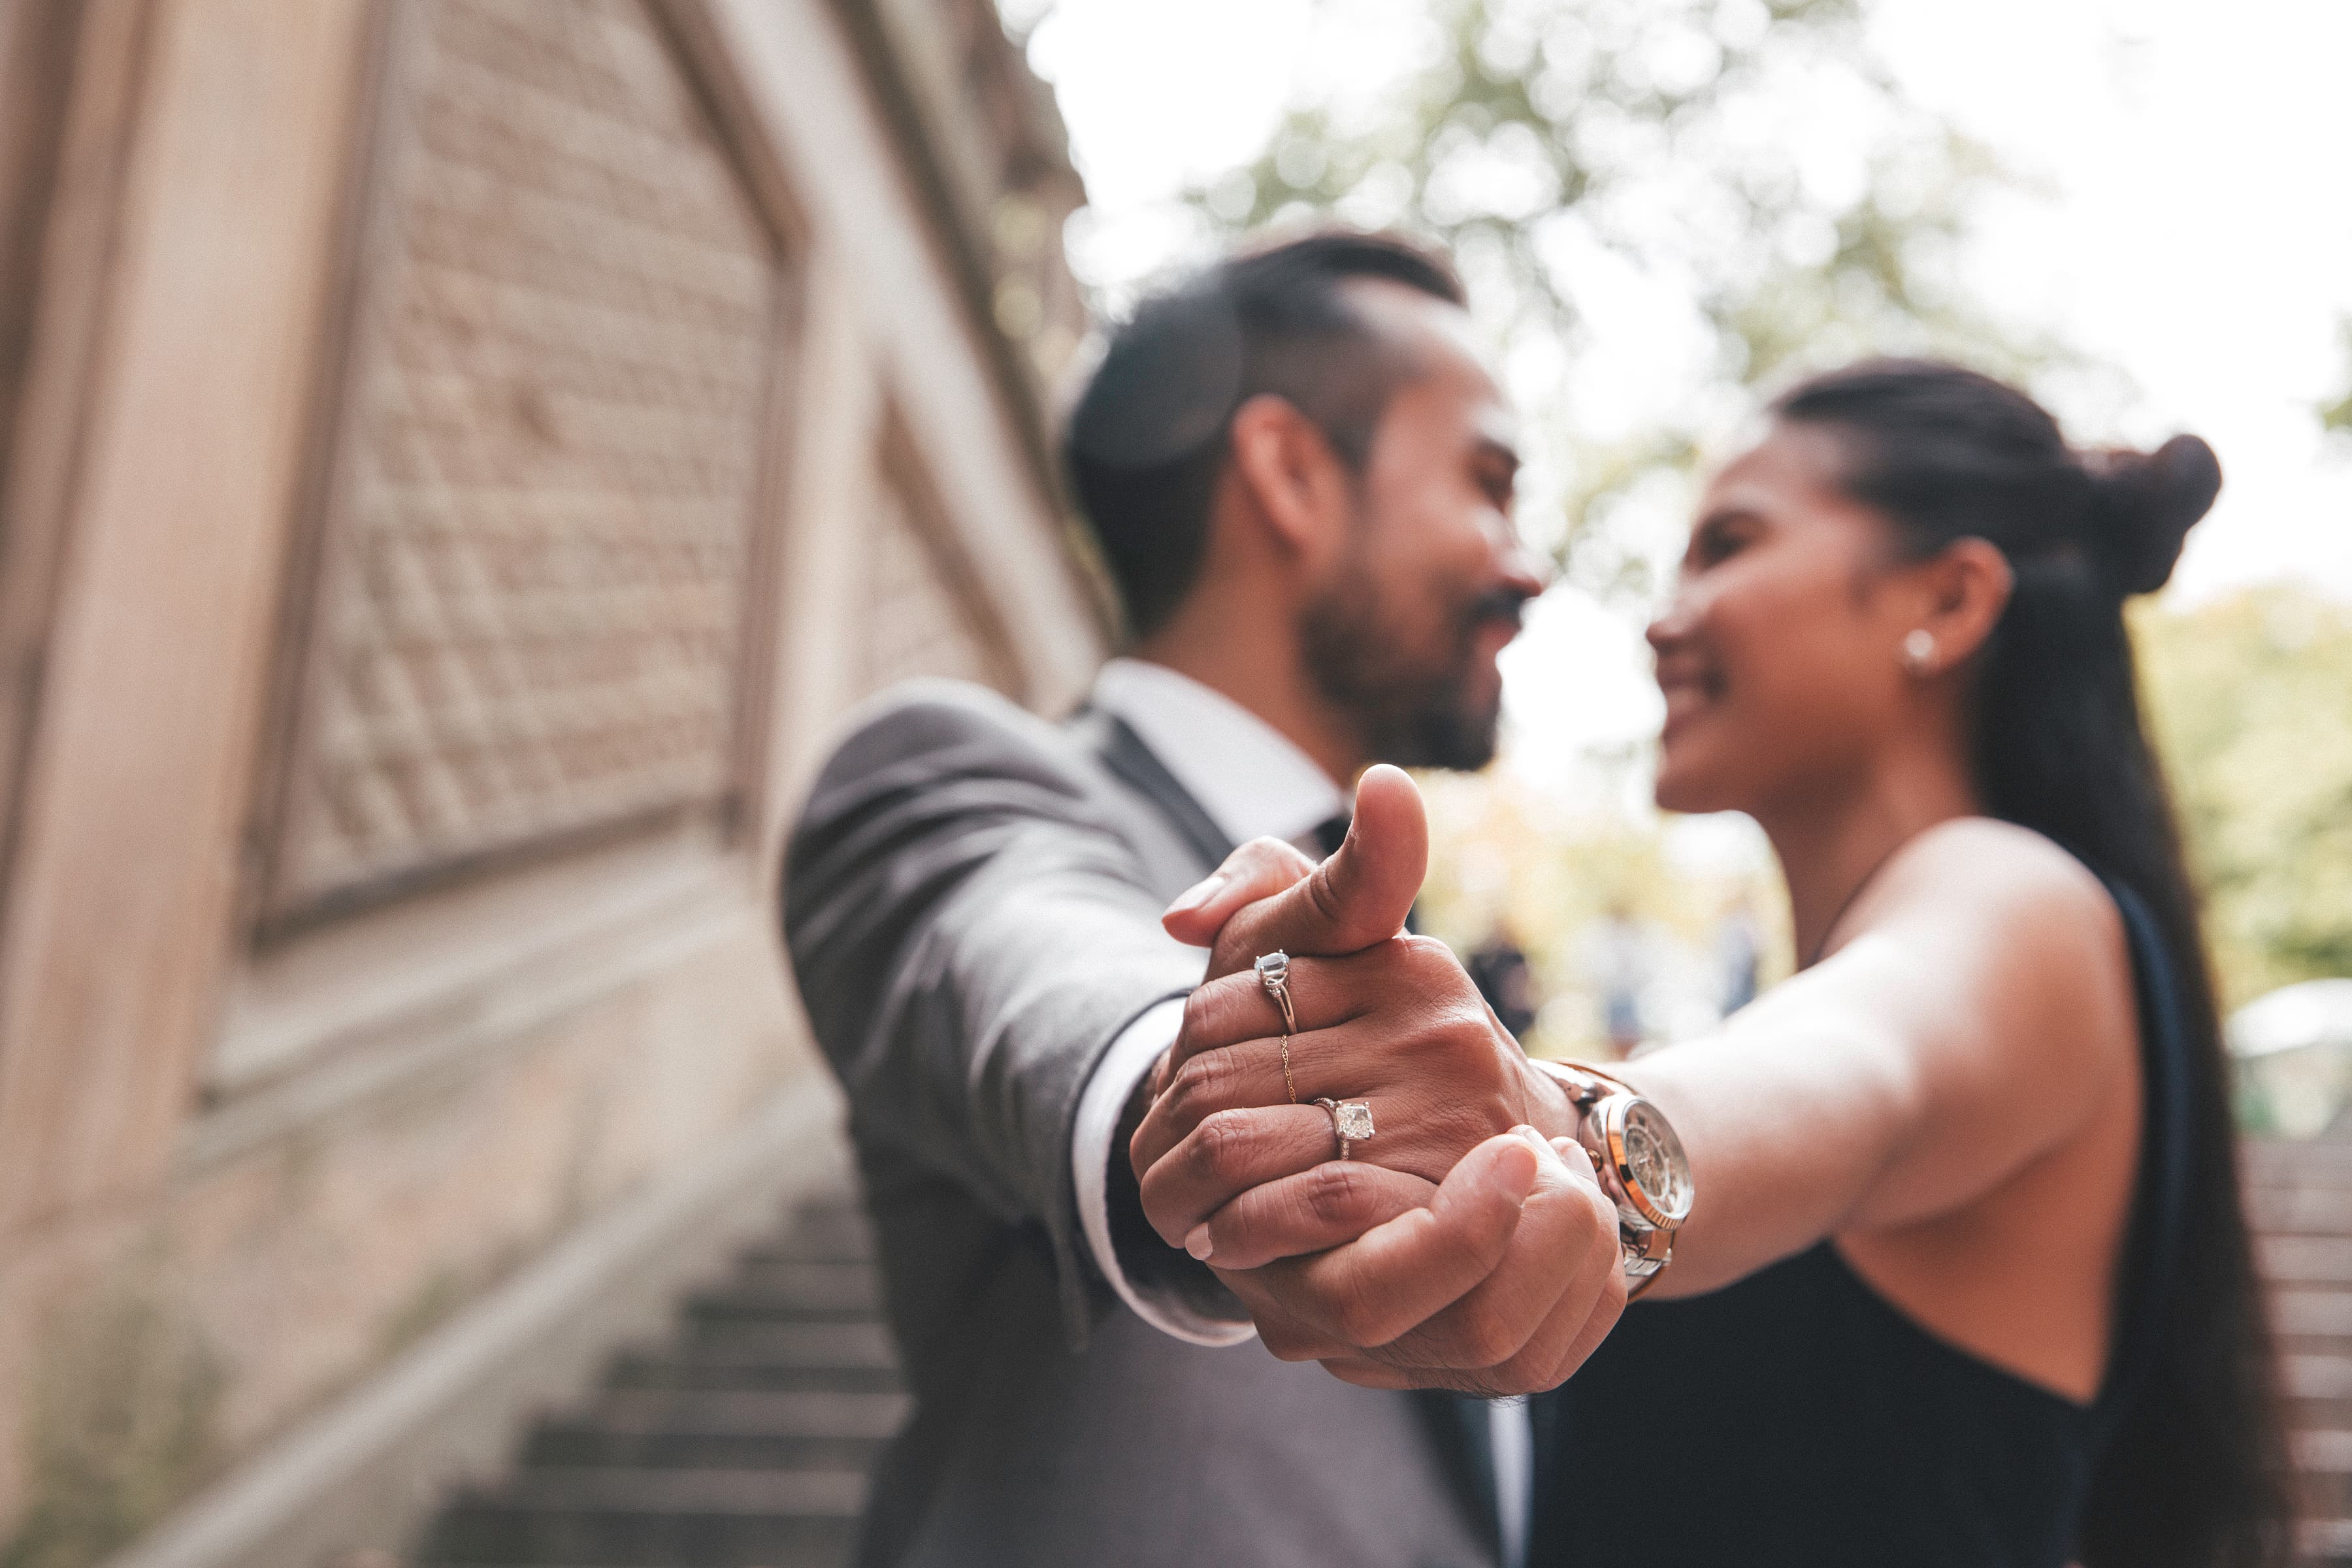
[1312,812,1350,859]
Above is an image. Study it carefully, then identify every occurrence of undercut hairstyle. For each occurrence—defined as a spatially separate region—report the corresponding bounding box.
[1062,230,1467,638]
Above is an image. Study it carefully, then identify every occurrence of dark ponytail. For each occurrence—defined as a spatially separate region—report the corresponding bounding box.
[1774,360,2295,1568]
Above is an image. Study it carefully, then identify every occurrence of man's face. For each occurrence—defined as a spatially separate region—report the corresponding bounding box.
[1300,287,1543,771]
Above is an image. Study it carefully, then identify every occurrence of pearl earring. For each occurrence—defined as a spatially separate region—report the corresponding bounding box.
[1901,629,1937,676]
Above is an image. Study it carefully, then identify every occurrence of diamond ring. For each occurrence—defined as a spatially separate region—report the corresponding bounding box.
[1256,951,1299,1102]
[1314,1098,1375,1160]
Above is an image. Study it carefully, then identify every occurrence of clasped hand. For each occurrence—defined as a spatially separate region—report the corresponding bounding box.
[1127,766,1627,1396]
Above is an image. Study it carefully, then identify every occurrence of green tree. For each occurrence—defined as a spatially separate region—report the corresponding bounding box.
[2135,587,2352,1009]
[2320,316,2352,448]
[1188,0,2054,593]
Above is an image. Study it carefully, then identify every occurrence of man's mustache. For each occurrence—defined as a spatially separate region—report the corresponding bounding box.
[1463,587,1534,638]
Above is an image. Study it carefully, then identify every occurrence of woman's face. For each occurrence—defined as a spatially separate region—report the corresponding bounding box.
[1646,422,1928,817]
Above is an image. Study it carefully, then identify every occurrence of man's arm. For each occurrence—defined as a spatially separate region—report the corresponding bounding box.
[782,681,1233,1345]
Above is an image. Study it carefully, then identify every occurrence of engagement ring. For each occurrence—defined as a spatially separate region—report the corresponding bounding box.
[1314,1098,1374,1160]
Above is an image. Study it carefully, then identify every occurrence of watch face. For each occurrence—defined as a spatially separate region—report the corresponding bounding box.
[1620,1100,1694,1226]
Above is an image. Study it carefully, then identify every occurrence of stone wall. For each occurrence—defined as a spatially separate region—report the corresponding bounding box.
[0,2,1102,1561]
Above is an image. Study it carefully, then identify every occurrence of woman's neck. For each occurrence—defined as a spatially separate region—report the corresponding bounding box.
[1757,750,1984,968]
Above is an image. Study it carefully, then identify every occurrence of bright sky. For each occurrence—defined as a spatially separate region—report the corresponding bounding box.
[1013,0,2352,822]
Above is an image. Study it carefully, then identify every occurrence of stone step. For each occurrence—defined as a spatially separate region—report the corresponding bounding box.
[423,1467,864,1566]
[2287,1357,2352,1437]
[2290,1356,2352,1399]
[708,1261,883,1315]
[736,1210,874,1266]
[557,1388,909,1437]
[2248,1141,2352,1180]
[605,1352,900,1396]
[2298,1430,2352,1522]
[523,1388,907,1473]
[2277,1288,2352,1346]
[2307,1516,2352,1568]
[2249,1187,2352,1235]
[683,1296,873,1330]
[674,1318,897,1361]
[2262,1237,2352,1286]
[523,1424,885,1472]
[2286,1354,2352,1457]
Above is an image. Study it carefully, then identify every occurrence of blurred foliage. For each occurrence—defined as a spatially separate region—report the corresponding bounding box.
[2320,316,2352,447]
[1190,0,2056,595]
[1,1277,221,1568]
[2135,586,2352,1010]
[1412,768,1790,1055]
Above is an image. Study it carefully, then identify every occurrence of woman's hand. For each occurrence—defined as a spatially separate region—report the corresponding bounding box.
[1134,766,1579,1258]
[1211,1126,1629,1397]
[1126,766,1619,1394]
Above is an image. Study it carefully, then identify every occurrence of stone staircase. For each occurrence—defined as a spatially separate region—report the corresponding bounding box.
[2250,1137,2352,1565]
[410,1140,2352,1567]
[414,1193,897,1568]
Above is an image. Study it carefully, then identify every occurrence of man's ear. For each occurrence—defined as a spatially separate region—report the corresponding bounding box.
[1918,537,2015,668]
[1226,393,1354,564]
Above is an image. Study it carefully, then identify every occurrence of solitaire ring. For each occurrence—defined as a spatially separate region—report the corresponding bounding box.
[1314,1098,1375,1161]
[1256,951,1296,1034]
[1256,951,1299,1102]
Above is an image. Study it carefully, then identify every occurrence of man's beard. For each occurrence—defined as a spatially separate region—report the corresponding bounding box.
[1299,560,1526,772]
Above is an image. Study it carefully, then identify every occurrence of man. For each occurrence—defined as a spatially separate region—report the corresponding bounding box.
[783,231,1620,1567]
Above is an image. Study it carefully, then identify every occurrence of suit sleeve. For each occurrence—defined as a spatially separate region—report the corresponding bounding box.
[782,683,1215,1347]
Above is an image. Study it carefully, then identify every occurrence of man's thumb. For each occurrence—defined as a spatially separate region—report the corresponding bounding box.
[1213,764,1428,971]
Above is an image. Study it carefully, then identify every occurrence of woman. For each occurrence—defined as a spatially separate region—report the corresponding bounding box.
[1134,361,2293,1566]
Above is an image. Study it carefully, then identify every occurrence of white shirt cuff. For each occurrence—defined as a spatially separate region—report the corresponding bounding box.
[1491,1398,1533,1568]
[1071,995,1256,1347]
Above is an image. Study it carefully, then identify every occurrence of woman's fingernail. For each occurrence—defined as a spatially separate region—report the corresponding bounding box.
[1166,874,1226,917]
[1184,1224,1215,1261]
[1498,1147,1540,1202]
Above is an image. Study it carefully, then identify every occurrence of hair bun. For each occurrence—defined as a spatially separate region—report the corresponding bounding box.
[2081,434,2220,597]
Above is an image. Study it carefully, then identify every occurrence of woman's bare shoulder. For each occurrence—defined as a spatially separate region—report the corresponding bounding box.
[1885,817,2120,939]
[1876,817,2136,1067]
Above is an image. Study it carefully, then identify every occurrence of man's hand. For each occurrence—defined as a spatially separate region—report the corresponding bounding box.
[1134,766,1579,1244]
[1129,766,1625,1395]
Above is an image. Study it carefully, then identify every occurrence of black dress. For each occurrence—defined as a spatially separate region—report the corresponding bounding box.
[1529,881,2193,1567]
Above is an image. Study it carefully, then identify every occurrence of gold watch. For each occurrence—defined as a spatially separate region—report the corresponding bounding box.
[1531,1059,1694,1298]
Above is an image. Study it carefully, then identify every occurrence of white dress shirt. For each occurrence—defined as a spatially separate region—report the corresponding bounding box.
[1071,658,1343,1347]
[1066,657,1535,1568]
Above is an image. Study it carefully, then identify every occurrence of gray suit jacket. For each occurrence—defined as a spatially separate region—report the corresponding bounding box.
[785,679,1499,1568]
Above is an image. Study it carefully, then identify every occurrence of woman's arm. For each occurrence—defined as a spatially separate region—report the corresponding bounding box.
[1619,819,2139,1294]
[1137,812,2140,1318]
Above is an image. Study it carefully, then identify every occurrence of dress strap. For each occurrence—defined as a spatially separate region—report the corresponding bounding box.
[2088,877,2197,1445]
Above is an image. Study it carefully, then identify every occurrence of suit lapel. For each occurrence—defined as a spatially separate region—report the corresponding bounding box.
[1086,710,1235,870]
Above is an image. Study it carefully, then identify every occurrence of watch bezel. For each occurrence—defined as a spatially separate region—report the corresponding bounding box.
[1584,1091,1695,1233]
